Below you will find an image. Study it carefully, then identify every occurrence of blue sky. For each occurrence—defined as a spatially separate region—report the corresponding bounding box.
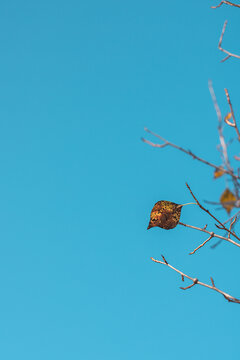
[0,0,240,359]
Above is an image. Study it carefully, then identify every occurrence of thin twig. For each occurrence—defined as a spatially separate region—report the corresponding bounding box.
[212,1,240,8]
[224,88,240,141]
[228,216,237,239]
[185,183,240,241]
[180,279,198,290]
[208,81,231,170]
[142,128,240,180]
[222,209,240,225]
[218,21,240,62]
[189,233,215,255]
[211,239,223,249]
[210,277,215,287]
[179,222,240,249]
[208,81,240,196]
[211,216,239,248]
[151,255,240,303]
[204,200,237,206]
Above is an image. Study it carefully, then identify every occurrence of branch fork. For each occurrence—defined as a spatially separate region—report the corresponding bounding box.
[151,256,240,304]
[218,21,240,62]
[142,127,240,180]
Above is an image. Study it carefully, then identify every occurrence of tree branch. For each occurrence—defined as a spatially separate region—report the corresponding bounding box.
[212,1,240,8]
[185,183,240,241]
[224,88,240,141]
[208,81,231,169]
[179,222,240,251]
[222,209,240,225]
[218,21,240,62]
[189,233,215,255]
[142,128,240,180]
[151,255,240,304]
[228,216,237,239]
[208,80,240,197]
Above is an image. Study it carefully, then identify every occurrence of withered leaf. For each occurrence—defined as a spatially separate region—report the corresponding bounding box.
[220,188,236,214]
[214,167,225,179]
[147,201,183,230]
[225,112,232,123]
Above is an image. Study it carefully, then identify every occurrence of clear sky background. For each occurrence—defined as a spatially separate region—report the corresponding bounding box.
[0,0,240,359]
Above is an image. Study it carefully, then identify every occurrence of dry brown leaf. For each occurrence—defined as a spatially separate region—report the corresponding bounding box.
[214,167,225,179]
[220,188,236,214]
[147,201,182,230]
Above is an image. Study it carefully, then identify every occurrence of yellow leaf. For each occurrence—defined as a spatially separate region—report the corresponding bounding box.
[225,112,232,121]
[214,167,225,179]
[220,188,236,214]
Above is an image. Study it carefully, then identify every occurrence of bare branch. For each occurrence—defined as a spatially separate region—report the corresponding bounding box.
[142,128,240,180]
[185,183,240,241]
[212,1,240,8]
[210,239,223,249]
[151,256,240,303]
[204,200,237,206]
[208,81,240,196]
[189,233,215,255]
[221,55,231,62]
[218,21,240,62]
[208,80,222,125]
[208,81,232,170]
[161,254,168,264]
[222,209,240,225]
[224,88,240,141]
[228,216,237,239]
[210,277,216,287]
[141,137,168,148]
[180,278,198,290]
[179,222,240,249]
